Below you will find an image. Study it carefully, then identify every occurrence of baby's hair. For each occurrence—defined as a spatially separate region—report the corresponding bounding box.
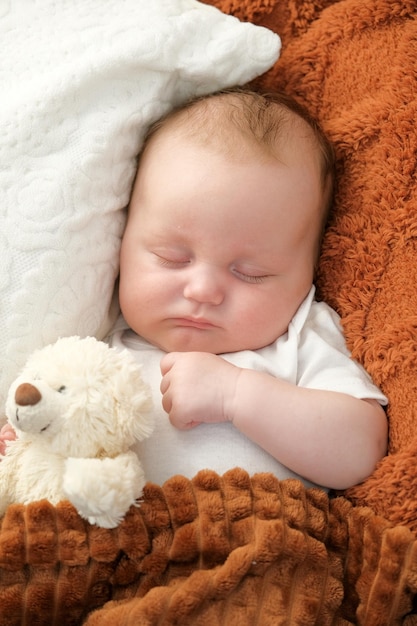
[140,87,336,235]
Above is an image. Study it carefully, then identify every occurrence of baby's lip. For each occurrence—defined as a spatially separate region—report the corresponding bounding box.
[172,317,217,329]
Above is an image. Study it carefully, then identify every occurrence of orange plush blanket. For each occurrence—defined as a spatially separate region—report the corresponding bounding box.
[2,471,417,625]
[2,0,417,624]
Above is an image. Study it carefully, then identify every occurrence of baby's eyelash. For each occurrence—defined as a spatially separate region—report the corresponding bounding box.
[233,270,268,284]
[156,255,189,268]
[154,253,269,283]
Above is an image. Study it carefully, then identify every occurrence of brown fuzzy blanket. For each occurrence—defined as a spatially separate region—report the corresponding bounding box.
[2,471,417,625]
[2,0,417,623]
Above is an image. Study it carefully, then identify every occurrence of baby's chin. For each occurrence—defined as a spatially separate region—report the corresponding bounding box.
[144,329,271,355]
[150,335,224,355]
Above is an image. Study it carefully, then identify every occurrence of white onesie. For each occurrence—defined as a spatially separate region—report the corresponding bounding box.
[108,286,387,490]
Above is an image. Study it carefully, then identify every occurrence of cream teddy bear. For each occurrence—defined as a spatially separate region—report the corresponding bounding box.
[0,336,153,528]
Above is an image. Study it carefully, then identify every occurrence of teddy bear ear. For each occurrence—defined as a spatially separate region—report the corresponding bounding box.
[131,394,154,441]
[129,372,154,441]
[114,354,154,442]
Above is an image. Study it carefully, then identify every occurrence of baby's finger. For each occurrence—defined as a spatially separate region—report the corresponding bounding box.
[0,424,15,440]
[161,387,172,414]
[160,352,177,375]
[160,372,170,395]
[0,424,16,456]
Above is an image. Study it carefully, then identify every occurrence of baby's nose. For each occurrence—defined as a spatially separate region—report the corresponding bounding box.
[15,383,42,406]
[183,265,224,305]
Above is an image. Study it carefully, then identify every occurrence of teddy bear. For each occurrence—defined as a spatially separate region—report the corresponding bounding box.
[0,335,154,528]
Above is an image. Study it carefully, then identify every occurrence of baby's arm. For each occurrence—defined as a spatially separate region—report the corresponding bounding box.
[160,352,387,490]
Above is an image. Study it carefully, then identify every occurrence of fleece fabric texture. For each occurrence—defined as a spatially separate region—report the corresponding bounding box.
[2,471,417,626]
[1,0,417,624]
[244,0,417,530]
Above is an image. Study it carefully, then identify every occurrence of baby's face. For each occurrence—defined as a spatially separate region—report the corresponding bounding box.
[119,130,324,354]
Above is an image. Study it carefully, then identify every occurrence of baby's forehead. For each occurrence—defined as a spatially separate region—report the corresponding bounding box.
[146,98,320,168]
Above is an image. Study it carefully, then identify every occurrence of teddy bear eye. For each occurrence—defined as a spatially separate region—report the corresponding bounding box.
[57,386,66,393]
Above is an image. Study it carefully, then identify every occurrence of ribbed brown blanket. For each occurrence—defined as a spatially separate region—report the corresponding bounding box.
[1,0,417,623]
[1,471,417,625]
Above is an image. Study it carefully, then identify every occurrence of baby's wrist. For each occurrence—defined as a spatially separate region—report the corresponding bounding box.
[224,366,245,424]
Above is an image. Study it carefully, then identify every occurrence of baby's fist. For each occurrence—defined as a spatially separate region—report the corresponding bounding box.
[160,352,240,429]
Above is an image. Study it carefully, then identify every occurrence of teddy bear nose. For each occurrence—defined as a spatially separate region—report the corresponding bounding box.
[15,383,42,406]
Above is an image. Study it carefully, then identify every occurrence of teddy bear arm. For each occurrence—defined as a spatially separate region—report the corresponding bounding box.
[0,445,23,516]
[62,451,146,528]
[0,470,13,517]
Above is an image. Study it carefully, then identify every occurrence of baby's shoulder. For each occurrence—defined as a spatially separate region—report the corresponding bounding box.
[299,298,348,352]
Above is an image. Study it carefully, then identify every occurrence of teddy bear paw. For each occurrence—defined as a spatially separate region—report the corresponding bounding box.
[63,453,146,528]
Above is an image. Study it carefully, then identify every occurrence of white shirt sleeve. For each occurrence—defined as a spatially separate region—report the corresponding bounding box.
[295,293,387,404]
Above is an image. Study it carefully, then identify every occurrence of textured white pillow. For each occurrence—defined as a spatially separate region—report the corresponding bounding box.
[0,0,280,408]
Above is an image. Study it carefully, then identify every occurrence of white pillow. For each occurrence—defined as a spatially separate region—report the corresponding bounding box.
[0,0,280,409]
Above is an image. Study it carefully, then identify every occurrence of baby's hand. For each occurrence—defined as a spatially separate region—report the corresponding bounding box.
[160,352,240,429]
[0,423,16,456]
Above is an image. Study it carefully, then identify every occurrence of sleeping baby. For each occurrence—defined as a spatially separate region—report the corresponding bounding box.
[108,88,388,491]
